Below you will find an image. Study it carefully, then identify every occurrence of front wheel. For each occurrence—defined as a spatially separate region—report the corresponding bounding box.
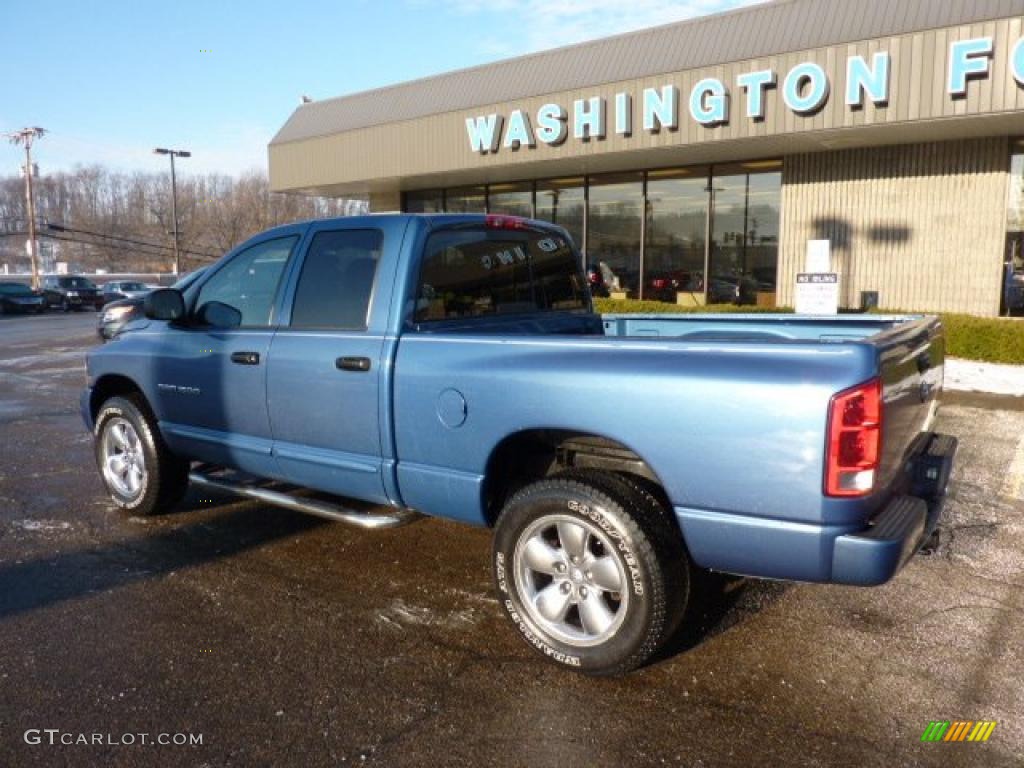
[493,471,690,676]
[94,395,190,515]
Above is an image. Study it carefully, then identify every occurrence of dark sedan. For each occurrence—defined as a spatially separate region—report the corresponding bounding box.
[0,282,47,314]
[42,275,104,311]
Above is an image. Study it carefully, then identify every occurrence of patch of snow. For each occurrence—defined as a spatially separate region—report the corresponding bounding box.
[945,358,1024,397]
[11,519,72,532]
[376,599,477,630]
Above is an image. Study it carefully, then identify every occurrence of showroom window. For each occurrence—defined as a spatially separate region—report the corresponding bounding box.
[1005,145,1024,316]
[535,178,586,255]
[709,164,782,307]
[587,173,644,298]
[645,168,710,304]
[405,189,444,213]
[488,182,534,217]
[445,186,487,213]
[400,160,782,304]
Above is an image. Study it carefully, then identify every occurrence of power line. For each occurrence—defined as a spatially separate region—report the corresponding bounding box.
[36,232,212,266]
[45,221,221,259]
[0,218,221,259]
[0,228,216,265]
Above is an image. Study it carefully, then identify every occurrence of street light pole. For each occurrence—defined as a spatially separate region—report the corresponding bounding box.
[5,127,46,290]
[153,147,191,275]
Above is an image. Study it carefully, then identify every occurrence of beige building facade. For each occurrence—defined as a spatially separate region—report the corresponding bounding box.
[269,0,1024,316]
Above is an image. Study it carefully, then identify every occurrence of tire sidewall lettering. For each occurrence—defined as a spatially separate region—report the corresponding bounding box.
[95,406,124,437]
[495,551,508,594]
[502,597,581,667]
[567,498,644,596]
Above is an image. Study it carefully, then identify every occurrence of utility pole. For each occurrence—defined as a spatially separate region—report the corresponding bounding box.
[5,127,46,290]
[153,147,191,275]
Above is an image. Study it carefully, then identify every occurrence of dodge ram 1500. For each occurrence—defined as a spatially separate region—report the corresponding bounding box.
[82,214,956,675]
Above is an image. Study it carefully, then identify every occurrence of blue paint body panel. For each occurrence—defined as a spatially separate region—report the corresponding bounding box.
[82,214,951,586]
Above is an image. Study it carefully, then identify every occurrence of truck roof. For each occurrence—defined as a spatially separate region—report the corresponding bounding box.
[260,212,564,238]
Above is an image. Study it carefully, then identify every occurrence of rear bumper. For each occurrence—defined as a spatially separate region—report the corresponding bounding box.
[675,433,957,586]
[831,433,956,585]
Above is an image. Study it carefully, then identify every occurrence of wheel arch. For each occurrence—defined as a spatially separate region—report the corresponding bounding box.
[481,429,674,529]
[90,374,149,423]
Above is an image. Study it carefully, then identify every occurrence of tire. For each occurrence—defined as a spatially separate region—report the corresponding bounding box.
[493,470,690,676]
[93,395,190,515]
[60,297,69,313]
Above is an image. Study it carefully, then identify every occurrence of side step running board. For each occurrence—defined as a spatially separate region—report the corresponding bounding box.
[188,469,421,530]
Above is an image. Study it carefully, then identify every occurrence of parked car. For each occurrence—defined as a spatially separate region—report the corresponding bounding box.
[41,275,103,311]
[645,269,692,303]
[81,214,956,676]
[101,280,152,306]
[98,269,207,341]
[0,281,46,314]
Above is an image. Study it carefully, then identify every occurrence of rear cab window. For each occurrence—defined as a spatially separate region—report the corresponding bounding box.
[414,223,587,323]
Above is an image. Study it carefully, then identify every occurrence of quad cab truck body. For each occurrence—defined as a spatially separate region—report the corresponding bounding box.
[82,214,956,675]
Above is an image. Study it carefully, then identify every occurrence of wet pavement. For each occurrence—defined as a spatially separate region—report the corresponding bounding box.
[0,312,1021,767]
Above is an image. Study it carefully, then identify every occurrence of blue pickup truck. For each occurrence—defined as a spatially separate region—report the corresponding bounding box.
[82,214,956,675]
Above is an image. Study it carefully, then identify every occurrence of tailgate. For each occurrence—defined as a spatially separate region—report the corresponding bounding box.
[874,316,945,487]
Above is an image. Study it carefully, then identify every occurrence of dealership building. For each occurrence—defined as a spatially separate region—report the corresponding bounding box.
[269,0,1024,316]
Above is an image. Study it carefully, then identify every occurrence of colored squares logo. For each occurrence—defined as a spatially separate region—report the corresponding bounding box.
[921,721,997,742]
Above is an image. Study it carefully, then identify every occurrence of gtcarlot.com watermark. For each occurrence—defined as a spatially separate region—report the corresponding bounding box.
[24,729,202,747]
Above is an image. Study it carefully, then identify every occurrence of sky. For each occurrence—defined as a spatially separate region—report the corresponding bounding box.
[1,0,763,178]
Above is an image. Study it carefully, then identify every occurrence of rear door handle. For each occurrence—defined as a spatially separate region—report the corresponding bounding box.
[230,351,260,366]
[336,356,371,372]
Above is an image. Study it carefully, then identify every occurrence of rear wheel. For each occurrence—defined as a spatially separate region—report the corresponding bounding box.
[493,470,689,676]
[94,395,189,515]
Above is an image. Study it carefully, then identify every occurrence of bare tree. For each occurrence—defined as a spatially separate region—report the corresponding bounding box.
[0,165,366,274]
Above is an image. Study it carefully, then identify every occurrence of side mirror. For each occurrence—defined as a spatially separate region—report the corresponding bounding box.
[143,288,186,321]
[195,300,242,329]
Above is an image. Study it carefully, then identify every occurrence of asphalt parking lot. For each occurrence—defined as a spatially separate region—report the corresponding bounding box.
[0,312,1022,767]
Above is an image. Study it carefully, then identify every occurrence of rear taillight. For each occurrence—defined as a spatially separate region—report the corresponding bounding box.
[825,378,883,497]
[485,214,529,230]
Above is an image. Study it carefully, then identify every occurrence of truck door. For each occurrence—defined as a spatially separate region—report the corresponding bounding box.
[265,224,392,504]
[153,234,299,478]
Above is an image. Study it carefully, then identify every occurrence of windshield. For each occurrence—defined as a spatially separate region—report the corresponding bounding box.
[0,283,32,295]
[172,268,207,291]
[119,282,148,291]
[58,277,97,289]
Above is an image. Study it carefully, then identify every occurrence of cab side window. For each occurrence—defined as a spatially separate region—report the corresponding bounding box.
[195,236,298,327]
[289,229,383,330]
